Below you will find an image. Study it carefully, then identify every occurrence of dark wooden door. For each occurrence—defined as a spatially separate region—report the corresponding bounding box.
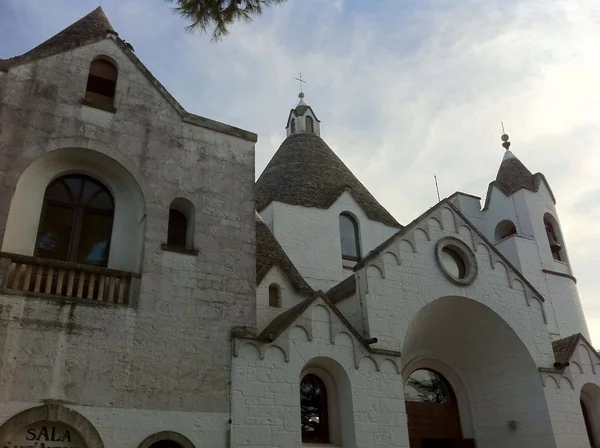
[407,402,473,447]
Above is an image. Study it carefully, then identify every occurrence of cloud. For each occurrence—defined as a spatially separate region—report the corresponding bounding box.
[1,0,598,344]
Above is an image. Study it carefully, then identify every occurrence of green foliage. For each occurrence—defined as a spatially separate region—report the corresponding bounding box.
[166,0,288,41]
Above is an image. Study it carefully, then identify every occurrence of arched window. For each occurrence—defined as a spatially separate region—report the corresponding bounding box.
[291,118,296,133]
[543,213,564,262]
[301,374,330,443]
[404,369,462,443]
[167,198,195,250]
[35,174,114,267]
[269,283,281,307]
[306,116,314,133]
[339,213,360,261]
[494,219,517,242]
[85,58,118,107]
[148,442,183,448]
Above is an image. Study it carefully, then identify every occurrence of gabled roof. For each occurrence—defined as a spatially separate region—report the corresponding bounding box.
[285,103,321,127]
[483,151,555,209]
[0,8,257,142]
[326,275,356,304]
[256,133,401,227]
[1,7,114,70]
[258,291,400,357]
[551,333,600,366]
[354,198,549,305]
[256,215,313,294]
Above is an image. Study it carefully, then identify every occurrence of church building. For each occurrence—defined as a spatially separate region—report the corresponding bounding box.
[0,7,598,448]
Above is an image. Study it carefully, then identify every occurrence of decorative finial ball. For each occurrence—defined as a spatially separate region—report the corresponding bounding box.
[501,133,510,142]
[298,92,305,99]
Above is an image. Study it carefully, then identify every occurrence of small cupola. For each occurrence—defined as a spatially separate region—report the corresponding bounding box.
[285,92,321,137]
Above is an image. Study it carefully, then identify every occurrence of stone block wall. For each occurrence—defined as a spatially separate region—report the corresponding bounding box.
[232,299,406,448]
[0,35,256,446]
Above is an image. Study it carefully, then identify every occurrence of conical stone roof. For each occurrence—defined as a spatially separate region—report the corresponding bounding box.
[256,133,400,227]
[483,150,556,208]
[1,7,114,69]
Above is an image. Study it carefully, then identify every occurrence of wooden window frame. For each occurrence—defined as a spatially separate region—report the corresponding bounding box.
[35,175,114,268]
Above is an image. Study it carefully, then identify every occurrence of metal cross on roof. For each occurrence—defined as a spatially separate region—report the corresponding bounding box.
[294,72,307,94]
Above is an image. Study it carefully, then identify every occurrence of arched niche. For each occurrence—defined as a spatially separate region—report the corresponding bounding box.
[300,357,356,448]
[401,296,555,447]
[85,56,119,108]
[581,383,600,447]
[2,148,146,273]
[136,431,196,448]
[0,404,104,448]
[494,219,517,242]
[543,212,567,262]
[167,197,195,250]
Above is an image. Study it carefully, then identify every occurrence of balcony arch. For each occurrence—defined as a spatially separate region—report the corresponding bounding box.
[2,147,145,273]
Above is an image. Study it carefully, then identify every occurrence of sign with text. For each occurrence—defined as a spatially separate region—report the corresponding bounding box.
[3,422,85,448]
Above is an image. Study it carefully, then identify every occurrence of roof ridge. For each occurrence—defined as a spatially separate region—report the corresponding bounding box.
[5,7,114,66]
[257,291,401,357]
[256,218,313,294]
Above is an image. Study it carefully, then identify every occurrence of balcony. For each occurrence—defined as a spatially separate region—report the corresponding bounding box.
[0,252,140,306]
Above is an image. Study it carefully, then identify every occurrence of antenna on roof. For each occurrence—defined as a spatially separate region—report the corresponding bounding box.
[434,175,441,202]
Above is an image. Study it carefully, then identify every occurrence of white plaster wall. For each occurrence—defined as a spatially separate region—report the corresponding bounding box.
[256,266,308,330]
[542,342,600,447]
[286,108,321,137]
[232,299,406,447]
[452,184,589,340]
[270,192,399,292]
[335,291,364,336]
[359,206,553,363]
[0,402,228,448]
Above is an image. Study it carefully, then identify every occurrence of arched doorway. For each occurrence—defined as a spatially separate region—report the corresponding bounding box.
[0,404,104,448]
[137,432,195,448]
[148,441,183,448]
[405,369,463,447]
[581,383,600,447]
[402,296,556,447]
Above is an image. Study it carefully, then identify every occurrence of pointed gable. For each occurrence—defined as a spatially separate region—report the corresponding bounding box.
[258,291,400,356]
[551,333,600,367]
[355,199,549,305]
[1,7,114,69]
[483,151,556,208]
[256,133,400,227]
[256,215,313,294]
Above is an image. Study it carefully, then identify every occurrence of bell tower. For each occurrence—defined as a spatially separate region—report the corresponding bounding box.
[453,132,589,340]
[285,76,321,137]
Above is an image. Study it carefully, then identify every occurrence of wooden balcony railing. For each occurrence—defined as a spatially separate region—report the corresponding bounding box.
[0,252,140,306]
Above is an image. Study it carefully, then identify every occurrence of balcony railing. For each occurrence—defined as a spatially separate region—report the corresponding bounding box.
[0,252,140,306]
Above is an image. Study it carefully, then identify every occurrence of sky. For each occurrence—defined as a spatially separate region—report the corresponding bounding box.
[1,0,598,344]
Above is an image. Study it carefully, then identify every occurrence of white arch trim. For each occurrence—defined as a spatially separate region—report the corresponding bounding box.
[3,148,146,273]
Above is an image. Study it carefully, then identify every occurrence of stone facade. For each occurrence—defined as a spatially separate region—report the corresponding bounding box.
[0,7,599,448]
[0,13,257,448]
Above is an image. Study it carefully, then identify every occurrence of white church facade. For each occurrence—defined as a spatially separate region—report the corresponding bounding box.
[0,8,598,448]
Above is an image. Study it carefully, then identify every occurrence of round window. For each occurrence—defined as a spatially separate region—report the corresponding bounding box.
[441,247,466,279]
[435,237,477,285]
